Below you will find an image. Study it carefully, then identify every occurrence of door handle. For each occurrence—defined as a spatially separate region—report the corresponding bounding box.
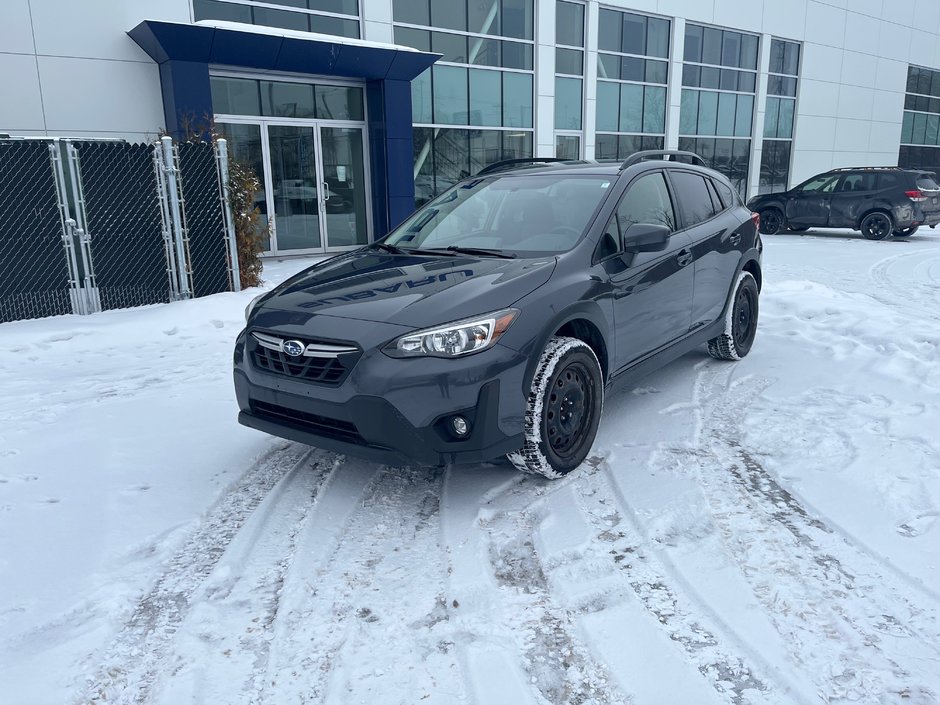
[322,182,331,201]
[677,248,693,267]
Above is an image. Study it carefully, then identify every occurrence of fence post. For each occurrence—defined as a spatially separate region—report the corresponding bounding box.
[161,136,192,299]
[153,142,182,300]
[215,138,242,292]
[63,140,101,313]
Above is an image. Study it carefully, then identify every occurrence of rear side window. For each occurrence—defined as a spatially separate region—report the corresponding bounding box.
[836,173,877,192]
[712,179,737,208]
[670,171,718,227]
[878,173,899,190]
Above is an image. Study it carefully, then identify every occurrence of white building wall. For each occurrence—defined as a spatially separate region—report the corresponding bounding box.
[3,0,940,194]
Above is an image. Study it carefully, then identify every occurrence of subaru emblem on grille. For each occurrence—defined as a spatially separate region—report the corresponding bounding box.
[282,340,305,357]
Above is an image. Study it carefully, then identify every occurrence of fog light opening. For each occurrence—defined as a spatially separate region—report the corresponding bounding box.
[451,416,470,438]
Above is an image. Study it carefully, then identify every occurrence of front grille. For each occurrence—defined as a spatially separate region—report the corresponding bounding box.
[249,331,360,385]
[252,400,366,445]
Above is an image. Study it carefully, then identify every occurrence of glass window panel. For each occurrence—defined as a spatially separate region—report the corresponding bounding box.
[738,71,757,93]
[763,97,779,138]
[645,59,668,84]
[680,89,699,135]
[670,171,715,226]
[502,71,533,127]
[555,76,582,129]
[928,114,940,145]
[917,95,931,112]
[413,127,436,206]
[555,134,581,159]
[260,80,315,118]
[621,56,645,82]
[430,0,466,30]
[702,27,722,65]
[469,37,500,66]
[432,65,468,124]
[717,91,736,135]
[918,68,933,96]
[211,76,261,115]
[598,54,620,80]
[411,68,433,123]
[904,94,917,111]
[776,98,794,139]
[913,112,928,144]
[432,31,468,62]
[309,15,359,37]
[268,0,308,9]
[469,68,502,126]
[595,133,619,160]
[713,138,733,180]
[931,70,940,98]
[741,34,759,70]
[647,17,670,59]
[596,82,620,132]
[500,41,532,69]
[469,0,500,35]
[619,83,643,133]
[315,85,363,120]
[721,32,741,68]
[395,26,430,51]
[500,129,532,162]
[783,42,800,75]
[731,139,750,193]
[622,13,646,55]
[684,24,703,63]
[720,69,738,91]
[193,0,251,23]
[320,126,368,248]
[394,0,429,24]
[501,0,534,39]
[931,98,940,114]
[697,91,718,135]
[901,111,914,144]
[556,1,585,47]
[433,128,470,184]
[734,94,753,137]
[599,9,622,52]
[683,65,700,87]
[468,129,502,175]
[309,0,359,14]
[216,122,268,248]
[642,135,664,151]
[643,85,666,134]
[619,135,643,159]
[556,47,584,75]
[906,67,920,94]
[253,6,309,31]
[701,67,720,90]
[769,39,785,75]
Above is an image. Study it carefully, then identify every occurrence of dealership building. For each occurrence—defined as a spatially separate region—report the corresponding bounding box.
[4,0,940,255]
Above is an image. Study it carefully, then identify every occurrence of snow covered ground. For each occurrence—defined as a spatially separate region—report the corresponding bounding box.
[1,233,938,705]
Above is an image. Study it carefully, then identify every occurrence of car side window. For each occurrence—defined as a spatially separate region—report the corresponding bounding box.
[836,173,877,192]
[670,171,718,227]
[705,178,726,212]
[597,172,675,259]
[797,174,840,193]
[878,173,899,190]
[713,179,737,209]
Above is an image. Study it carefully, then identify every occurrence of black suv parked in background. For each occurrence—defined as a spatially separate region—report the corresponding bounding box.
[235,152,762,479]
[747,167,940,239]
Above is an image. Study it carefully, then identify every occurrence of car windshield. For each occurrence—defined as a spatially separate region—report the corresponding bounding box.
[384,174,614,255]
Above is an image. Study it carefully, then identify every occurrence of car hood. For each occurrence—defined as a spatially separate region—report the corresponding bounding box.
[260,251,556,327]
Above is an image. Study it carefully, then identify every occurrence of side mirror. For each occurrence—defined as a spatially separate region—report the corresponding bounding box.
[622,223,671,253]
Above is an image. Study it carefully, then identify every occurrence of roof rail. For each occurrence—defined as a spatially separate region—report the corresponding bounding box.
[619,150,705,170]
[829,166,903,171]
[476,157,588,176]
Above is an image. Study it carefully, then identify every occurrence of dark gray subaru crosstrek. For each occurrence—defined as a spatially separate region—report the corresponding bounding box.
[234,151,762,479]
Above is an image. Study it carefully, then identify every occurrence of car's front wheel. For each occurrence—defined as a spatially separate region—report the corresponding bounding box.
[759,208,784,235]
[708,271,759,361]
[507,336,604,479]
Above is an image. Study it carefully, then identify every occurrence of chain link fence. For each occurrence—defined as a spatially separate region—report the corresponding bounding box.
[0,137,240,323]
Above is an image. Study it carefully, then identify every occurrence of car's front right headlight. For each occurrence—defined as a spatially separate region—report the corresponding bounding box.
[383,309,519,358]
[244,293,265,323]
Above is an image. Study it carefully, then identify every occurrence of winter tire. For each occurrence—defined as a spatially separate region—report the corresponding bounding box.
[759,208,784,235]
[860,211,893,240]
[507,336,604,479]
[788,225,810,232]
[708,271,759,361]
[892,226,918,237]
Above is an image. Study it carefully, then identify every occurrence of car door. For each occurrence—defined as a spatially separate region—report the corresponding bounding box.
[827,172,876,227]
[598,171,694,371]
[785,173,841,226]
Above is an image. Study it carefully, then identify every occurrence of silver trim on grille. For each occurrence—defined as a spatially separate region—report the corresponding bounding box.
[251,331,358,358]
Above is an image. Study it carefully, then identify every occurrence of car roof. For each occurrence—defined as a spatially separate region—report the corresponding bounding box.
[480,158,722,179]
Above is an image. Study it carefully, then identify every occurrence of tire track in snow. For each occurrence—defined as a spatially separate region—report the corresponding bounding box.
[77,442,324,705]
[868,249,940,323]
[260,463,462,705]
[689,364,940,703]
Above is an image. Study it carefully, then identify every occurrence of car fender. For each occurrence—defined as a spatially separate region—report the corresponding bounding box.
[718,250,762,321]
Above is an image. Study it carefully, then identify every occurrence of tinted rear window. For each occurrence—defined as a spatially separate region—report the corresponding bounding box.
[671,171,718,226]
[916,175,940,190]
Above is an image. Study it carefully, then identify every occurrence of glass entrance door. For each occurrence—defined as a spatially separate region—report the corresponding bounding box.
[268,125,322,251]
[320,126,369,249]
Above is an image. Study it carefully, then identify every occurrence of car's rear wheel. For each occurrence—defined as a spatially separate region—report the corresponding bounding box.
[788,225,810,232]
[893,226,918,237]
[708,271,759,361]
[507,336,603,479]
[860,211,893,240]
[759,208,784,235]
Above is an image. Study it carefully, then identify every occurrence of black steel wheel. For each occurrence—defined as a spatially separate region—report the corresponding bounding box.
[860,212,893,240]
[507,336,604,479]
[759,208,784,235]
[708,271,759,361]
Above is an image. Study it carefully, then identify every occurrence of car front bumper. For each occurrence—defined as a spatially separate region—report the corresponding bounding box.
[233,315,529,466]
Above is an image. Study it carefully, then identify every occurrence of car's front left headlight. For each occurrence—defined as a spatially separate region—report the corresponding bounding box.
[384,309,519,358]
[245,293,265,322]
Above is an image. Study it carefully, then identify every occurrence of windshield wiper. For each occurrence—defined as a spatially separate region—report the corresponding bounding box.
[440,246,517,259]
[370,242,407,254]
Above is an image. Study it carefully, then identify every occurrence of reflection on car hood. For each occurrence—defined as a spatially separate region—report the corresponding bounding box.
[261,251,556,327]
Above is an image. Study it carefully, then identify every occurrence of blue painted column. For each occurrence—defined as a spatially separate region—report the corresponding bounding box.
[367,78,417,239]
[158,60,212,140]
